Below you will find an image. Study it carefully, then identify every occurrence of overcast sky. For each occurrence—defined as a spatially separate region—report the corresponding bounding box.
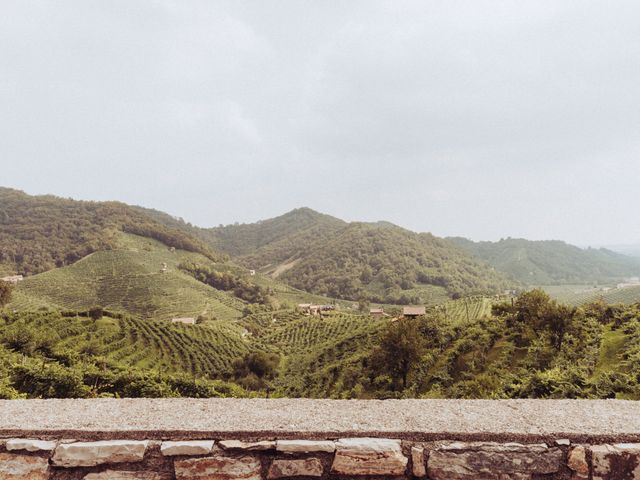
[1,1,639,245]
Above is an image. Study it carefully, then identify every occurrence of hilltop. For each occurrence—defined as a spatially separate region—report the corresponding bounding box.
[450,237,640,285]
[0,187,221,276]
[203,209,512,304]
[8,232,247,321]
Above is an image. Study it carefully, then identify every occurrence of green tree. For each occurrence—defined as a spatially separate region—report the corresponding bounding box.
[0,280,12,308]
[232,352,280,391]
[88,307,104,320]
[372,318,425,390]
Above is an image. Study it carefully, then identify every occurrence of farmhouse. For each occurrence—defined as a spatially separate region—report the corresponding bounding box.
[403,306,426,318]
[297,304,336,316]
[370,308,385,318]
[171,317,196,325]
[1,275,23,284]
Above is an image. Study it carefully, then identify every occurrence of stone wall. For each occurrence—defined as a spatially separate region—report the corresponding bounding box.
[1,399,640,479]
[1,436,638,479]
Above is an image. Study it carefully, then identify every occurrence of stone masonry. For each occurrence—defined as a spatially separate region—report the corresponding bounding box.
[0,437,639,479]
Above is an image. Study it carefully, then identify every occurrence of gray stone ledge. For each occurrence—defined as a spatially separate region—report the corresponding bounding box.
[0,399,639,443]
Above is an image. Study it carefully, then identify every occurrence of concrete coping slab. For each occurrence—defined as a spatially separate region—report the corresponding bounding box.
[0,399,639,443]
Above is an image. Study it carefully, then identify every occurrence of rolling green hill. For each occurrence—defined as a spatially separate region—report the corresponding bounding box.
[450,237,640,285]
[7,231,349,321]
[8,233,246,321]
[199,209,512,304]
[0,187,221,276]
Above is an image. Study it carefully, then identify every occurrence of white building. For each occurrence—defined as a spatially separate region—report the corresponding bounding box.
[171,317,196,325]
[1,275,23,285]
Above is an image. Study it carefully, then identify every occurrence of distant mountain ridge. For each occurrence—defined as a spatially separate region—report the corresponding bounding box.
[449,237,640,285]
[5,186,639,306]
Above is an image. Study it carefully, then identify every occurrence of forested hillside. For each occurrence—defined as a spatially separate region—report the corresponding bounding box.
[202,209,512,304]
[205,207,347,257]
[450,237,640,285]
[0,188,221,275]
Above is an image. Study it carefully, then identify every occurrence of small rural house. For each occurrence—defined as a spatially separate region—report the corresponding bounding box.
[403,306,426,318]
[298,304,336,316]
[370,308,385,318]
[1,275,23,284]
[171,317,196,325]
[297,303,313,313]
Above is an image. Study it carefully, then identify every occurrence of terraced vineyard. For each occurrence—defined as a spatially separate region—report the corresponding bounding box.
[244,311,386,354]
[259,312,387,397]
[543,284,640,306]
[433,296,495,325]
[12,312,249,377]
[9,233,245,321]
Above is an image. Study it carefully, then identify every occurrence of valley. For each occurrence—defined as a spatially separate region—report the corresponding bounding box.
[1,188,640,400]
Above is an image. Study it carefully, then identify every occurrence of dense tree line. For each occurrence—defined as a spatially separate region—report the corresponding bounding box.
[179,262,272,304]
[0,188,221,275]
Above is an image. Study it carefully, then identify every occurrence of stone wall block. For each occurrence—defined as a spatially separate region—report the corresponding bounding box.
[567,445,589,479]
[0,452,50,480]
[268,458,324,478]
[83,471,172,480]
[411,446,427,477]
[591,443,640,480]
[275,440,335,453]
[331,438,408,476]
[220,440,276,451]
[426,442,563,480]
[160,440,215,456]
[5,438,57,452]
[51,440,149,467]
[174,455,262,480]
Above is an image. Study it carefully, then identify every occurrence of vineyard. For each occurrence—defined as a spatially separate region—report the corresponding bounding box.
[544,284,640,306]
[433,296,496,325]
[6,312,250,378]
[9,233,246,321]
[242,311,386,354]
